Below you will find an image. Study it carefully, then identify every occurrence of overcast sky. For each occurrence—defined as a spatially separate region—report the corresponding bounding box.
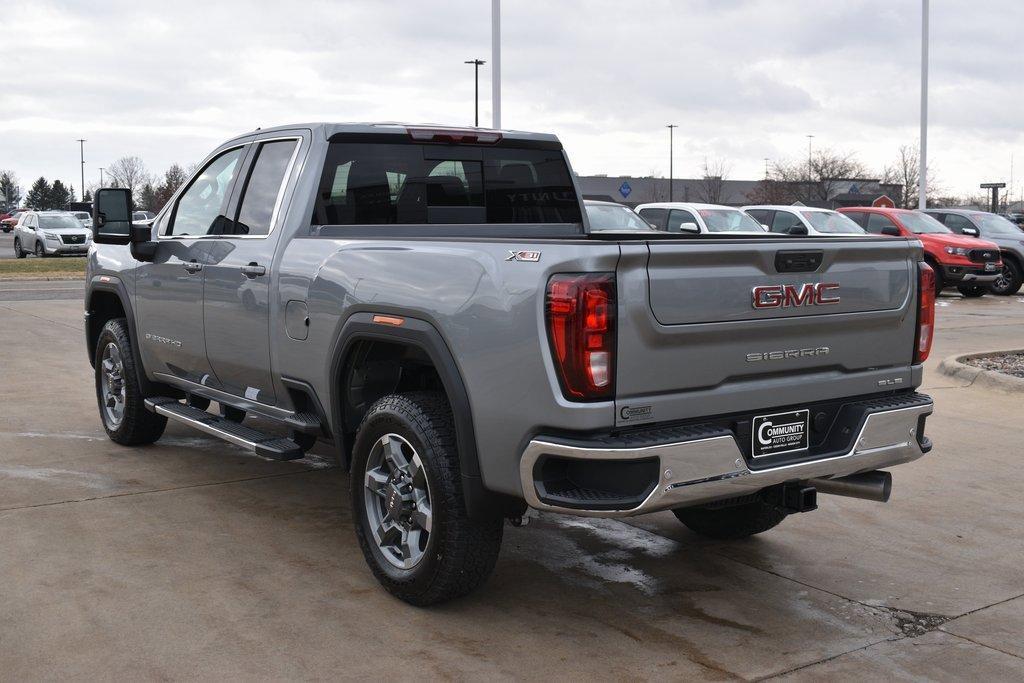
[1,0,1021,200]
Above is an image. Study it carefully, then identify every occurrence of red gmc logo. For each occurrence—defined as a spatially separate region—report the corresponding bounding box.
[752,283,840,309]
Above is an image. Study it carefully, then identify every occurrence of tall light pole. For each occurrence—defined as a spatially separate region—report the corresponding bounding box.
[465,59,486,127]
[491,0,501,129]
[806,134,814,169]
[919,0,929,209]
[667,124,678,201]
[76,139,86,203]
[99,167,105,188]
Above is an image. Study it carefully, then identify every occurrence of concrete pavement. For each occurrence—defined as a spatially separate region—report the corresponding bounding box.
[1,289,1023,680]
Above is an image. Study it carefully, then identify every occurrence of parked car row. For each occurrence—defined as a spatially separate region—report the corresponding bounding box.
[583,198,1020,298]
[10,210,94,258]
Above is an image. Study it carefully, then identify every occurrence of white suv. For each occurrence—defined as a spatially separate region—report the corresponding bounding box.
[635,202,767,234]
[13,211,93,258]
[744,205,866,236]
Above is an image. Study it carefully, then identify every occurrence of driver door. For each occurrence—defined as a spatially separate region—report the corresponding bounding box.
[135,142,251,387]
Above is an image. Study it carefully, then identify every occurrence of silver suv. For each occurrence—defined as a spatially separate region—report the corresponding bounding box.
[13,210,93,258]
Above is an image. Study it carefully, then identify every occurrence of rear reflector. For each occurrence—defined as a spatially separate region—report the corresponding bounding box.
[546,273,615,401]
[407,127,501,144]
[915,262,936,364]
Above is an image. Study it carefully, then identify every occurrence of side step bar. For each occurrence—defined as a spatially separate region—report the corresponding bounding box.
[145,397,304,461]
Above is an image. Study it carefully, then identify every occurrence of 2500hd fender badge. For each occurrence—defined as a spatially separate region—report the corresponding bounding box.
[752,282,840,309]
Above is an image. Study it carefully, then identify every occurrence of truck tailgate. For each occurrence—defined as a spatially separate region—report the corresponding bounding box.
[614,238,921,427]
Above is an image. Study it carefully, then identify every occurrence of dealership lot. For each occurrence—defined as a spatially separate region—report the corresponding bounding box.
[1,287,1023,679]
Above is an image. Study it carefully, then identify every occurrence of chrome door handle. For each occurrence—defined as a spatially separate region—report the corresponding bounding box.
[183,260,203,274]
[240,263,266,278]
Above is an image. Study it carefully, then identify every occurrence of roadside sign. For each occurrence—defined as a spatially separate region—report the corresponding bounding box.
[619,181,632,198]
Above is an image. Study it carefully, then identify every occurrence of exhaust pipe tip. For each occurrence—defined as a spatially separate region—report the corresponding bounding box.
[809,470,892,503]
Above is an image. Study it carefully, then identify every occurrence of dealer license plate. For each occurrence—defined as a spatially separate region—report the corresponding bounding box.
[751,409,810,458]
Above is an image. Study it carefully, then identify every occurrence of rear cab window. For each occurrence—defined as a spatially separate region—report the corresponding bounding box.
[313,138,582,230]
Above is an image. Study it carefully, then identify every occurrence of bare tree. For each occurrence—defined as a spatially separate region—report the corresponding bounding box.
[106,156,149,203]
[698,157,730,204]
[745,178,796,205]
[775,149,867,205]
[880,144,940,208]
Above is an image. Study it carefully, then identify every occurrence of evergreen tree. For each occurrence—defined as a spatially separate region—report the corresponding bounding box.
[50,180,72,209]
[138,182,159,212]
[0,170,21,209]
[25,177,51,209]
[154,163,188,211]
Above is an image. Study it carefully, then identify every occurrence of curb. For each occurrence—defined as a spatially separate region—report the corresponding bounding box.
[937,349,1024,393]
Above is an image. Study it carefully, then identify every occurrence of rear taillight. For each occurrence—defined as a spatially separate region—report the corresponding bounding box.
[915,261,936,364]
[546,273,616,401]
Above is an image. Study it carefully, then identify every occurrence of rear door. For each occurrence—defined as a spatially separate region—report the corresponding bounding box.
[202,132,305,404]
[614,237,918,426]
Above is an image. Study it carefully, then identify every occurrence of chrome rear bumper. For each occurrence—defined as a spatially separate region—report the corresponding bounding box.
[520,399,933,517]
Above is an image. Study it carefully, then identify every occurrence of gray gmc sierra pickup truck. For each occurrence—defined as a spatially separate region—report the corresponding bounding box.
[86,123,935,605]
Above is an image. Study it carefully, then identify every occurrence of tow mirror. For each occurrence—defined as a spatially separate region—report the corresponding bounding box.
[881,226,901,237]
[92,187,156,260]
[678,222,700,233]
[93,188,133,245]
[962,226,980,237]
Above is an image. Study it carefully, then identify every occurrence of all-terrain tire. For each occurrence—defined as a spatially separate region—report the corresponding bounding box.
[673,495,788,540]
[957,285,987,298]
[990,258,1023,296]
[94,318,167,445]
[351,391,503,606]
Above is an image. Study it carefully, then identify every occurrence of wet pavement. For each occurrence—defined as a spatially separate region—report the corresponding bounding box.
[1,291,1023,679]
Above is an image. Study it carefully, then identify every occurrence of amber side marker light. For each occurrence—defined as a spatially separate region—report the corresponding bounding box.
[372,314,405,327]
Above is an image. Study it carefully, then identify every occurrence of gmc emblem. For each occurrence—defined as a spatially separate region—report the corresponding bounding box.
[752,283,840,309]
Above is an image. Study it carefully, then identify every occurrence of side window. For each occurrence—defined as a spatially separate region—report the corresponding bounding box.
[842,211,866,228]
[866,213,898,234]
[667,209,698,232]
[639,208,668,229]
[944,214,974,234]
[771,211,803,233]
[233,140,298,236]
[168,147,245,236]
[746,209,769,224]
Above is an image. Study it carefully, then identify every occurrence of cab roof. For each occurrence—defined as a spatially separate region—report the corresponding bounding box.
[222,122,561,146]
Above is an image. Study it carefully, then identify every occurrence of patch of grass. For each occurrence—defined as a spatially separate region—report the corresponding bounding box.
[0,257,87,280]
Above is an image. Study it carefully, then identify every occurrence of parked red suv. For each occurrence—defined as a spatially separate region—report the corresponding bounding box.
[839,207,1002,297]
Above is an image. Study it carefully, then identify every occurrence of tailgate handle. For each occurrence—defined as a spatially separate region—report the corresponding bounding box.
[775,250,823,273]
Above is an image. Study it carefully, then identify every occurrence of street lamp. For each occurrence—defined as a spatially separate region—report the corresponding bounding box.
[76,139,86,203]
[667,124,678,201]
[465,59,486,127]
[919,0,929,208]
[491,0,501,129]
[99,167,105,187]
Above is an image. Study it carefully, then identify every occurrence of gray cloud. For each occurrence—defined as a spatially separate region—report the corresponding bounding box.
[0,0,1020,198]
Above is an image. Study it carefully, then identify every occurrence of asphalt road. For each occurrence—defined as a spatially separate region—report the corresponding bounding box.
[2,288,1024,679]
[0,230,14,258]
